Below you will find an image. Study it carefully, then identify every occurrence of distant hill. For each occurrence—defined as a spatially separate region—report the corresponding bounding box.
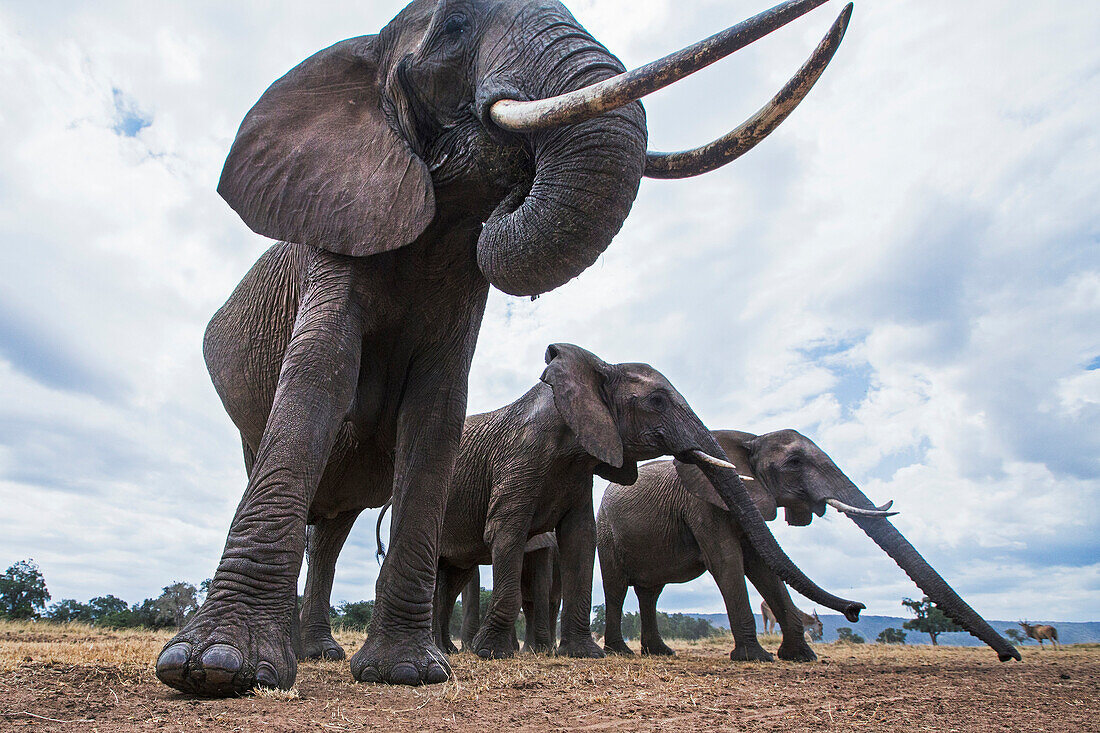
[686,613,1100,646]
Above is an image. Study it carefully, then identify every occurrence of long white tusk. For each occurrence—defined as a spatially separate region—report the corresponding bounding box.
[645,3,851,178]
[825,498,898,517]
[489,0,835,132]
[689,449,754,480]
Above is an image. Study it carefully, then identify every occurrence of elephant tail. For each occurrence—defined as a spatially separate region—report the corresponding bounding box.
[375,501,391,564]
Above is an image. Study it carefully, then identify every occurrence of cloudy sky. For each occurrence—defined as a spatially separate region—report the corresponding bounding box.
[1,0,1097,626]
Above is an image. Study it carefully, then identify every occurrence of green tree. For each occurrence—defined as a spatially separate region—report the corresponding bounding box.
[332,600,374,630]
[836,627,865,644]
[0,560,51,619]
[47,599,91,623]
[155,582,199,628]
[902,597,961,646]
[876,627,907,644]
[1004,628,1026,645]
[591,604,606,637]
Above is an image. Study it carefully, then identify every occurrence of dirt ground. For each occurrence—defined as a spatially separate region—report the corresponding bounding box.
[0,622,1096,732]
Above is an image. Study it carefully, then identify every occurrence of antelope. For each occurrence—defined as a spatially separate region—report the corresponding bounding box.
[1019,621,1059,649]
[762,600,824,641]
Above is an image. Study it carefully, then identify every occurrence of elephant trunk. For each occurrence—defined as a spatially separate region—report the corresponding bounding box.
[830,483,1021,661]
[476,25,647,297]
[690,434,864,622]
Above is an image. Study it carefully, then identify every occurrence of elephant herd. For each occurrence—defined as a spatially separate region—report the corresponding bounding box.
[154,0,1020,698]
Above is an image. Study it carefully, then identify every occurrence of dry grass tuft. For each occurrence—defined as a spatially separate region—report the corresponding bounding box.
[252,685,300,700]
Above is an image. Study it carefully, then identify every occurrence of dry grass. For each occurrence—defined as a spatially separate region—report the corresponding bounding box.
[0,621,1096,731]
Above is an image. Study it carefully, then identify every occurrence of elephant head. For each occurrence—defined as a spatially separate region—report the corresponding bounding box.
[679,429,1021,662]
[541,344,864,621]
[217,0,852,296]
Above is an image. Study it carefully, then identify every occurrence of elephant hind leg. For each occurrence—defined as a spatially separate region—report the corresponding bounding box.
[299,510,360,660]
[637,586,675,656]
[598,546,633,656]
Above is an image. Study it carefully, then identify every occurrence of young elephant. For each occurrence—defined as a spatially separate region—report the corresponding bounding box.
[447,533,562,654]
[598,429,1021,663]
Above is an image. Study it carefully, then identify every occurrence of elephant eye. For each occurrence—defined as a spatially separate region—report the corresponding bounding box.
[442,13,468,37]
[643,392,666,411]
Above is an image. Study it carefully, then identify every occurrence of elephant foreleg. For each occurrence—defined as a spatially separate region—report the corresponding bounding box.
[157,260,364,696]
[700,535,772,663]
[599,547,633,656]
[299,510,361,660]
[349,339,481,686]
[743,541,815,662]
[637,586,675,656]
[555,502,604,658]
[471,527,530,659]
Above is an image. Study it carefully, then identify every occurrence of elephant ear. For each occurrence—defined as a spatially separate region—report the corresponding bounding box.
[218,35,435,257]
[675,431,778,519]
[540,343,624,469]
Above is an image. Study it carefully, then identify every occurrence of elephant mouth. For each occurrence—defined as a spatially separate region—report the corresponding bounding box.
[486,0,853,180]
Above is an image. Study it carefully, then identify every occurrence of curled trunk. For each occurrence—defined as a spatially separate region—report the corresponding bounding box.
[476,20,647,297]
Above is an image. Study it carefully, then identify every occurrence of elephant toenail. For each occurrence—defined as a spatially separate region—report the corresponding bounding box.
[476,648,491,659]
[425,664,449,684]
[156,643,191,685]
[388,663,421,686]
[201,645,243,687]
[322,647,344,661]
[255,661,280,689]
[355,666,383,683]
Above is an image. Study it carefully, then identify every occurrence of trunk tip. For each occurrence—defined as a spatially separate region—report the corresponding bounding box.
[843,603,864,623]
[1000,648,1022,662]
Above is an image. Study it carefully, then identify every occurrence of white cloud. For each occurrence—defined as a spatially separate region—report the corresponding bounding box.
[0,0,1097,628]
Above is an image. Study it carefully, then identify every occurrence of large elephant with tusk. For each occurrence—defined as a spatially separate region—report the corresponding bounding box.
[598,429,1021,663]
[157,0,855,695]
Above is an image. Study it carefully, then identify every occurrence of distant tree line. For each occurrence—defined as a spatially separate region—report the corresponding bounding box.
[590,604,725,641]
[0,558,206,629]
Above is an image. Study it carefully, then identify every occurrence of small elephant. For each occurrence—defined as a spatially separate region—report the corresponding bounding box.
[157,0,854,695]
[598,429,1021,662]
[449,533,562,654]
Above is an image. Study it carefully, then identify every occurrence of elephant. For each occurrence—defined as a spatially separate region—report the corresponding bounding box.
[1018,621,1059,649]
[155,0,856,695]
[372,508,562,656]
[450,533,562,654]
[373,344,861,660]
[598,429,1022,663]
[761,597,821,641]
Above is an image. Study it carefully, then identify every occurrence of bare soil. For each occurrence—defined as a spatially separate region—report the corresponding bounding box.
[0,622,1096,731]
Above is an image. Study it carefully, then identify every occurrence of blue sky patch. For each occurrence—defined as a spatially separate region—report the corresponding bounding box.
[111,88,151,137]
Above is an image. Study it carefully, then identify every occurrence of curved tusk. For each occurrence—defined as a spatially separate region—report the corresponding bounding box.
[825,498,898,517]
[689,449,754,480]
[645,3,851,179]
[490,0,834,133]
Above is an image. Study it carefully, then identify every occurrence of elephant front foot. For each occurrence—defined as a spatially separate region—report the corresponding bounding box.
[349,628,450,685]
[298,629,346,661]
[522,639,554,655]
[603,638,635,656]
[777,639,817,662]
[730,643,774,663]
[640,638,676,656]
[156,598,296,696]
[471,626,518,659]
[557,635,606,659]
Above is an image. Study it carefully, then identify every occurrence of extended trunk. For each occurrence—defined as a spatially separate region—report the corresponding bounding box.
[833,485,1021,661]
